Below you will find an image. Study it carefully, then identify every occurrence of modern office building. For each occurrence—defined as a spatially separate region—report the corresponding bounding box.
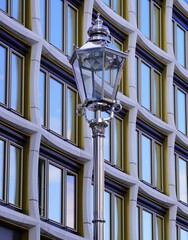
[0,0,188,239]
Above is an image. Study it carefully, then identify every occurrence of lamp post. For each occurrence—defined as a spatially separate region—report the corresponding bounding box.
[70,13,128,240]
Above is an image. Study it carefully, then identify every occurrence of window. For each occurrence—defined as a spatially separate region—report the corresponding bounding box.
[40,0,80,56]
[40,57,78,144]
[176,215,188,240]
[91,179,126,239]
[173,75,188,135]
[0,0,26,24]
[172,6,188,68]
[102,0,123,16]
[0,123,28,209]
[0,221,28,240]
[135,0,162,47]
[0,29,29,116]
[136,46,164,118]
[137,196,166,240]
[38,145,82,232]
[101,111,125,170]
[137,120,164,191]
[175,144,188,204]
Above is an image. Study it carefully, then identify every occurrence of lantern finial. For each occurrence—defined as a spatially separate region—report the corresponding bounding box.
[87,13,110,42]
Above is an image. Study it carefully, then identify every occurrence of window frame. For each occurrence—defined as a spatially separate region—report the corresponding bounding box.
[136,0,162,47]
[172,6,188,69]
[39,144,81,232]
[0,0,25,25]
[137,195,166,240]
[40,57,78,145]
[102,0,123,17]
[175,144,188,204]
[173,74,188,135]
[176,215,188,240]
[137,119,164,191]
[136,46,164,118]
[0,123,27,210]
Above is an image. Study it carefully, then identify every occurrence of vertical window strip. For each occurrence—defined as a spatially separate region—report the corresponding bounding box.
[0,138,6,202]
[38,157,78,230]
[102,0,123,16]
[0,44,8,106]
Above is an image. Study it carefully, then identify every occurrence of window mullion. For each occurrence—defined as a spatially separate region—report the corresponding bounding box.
[151,139,155,187]
[151,68,154,113]
[63,169,66,226]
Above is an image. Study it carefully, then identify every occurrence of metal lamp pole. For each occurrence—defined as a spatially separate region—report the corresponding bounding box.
[69,13,128,240]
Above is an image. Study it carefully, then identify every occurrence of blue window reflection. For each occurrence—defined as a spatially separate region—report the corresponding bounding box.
[177,89,186,134]
[140,0,150,39]
[141,135,151,184]
[0,45,7,105]
[0,140,5,200]
[12,0,23,22]
[143,210,152,240]
[141,62,151,110]
[0,1,7,12]
[177,26,185,67]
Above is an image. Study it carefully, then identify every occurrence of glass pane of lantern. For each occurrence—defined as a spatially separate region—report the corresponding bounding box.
[78,50,104,101]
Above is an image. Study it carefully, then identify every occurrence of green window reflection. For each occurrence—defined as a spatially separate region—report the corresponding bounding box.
[67,5,77,56]
[177,89,186,134]
[48,164,62,223]
[12,0,23,22]
[156,216,163,240]
[67,88,76,143]
[0,1,7,11]
[140,0,150,39]
[49,0,63,50]
[11,53,23,114]
[9,145,22,207]
[114,196,122,240]
[178,157,187,203]
[49,77,63,135]
[39,71,46,126]
[0,140,5,200]
[153,71,161,117]
[66,173,76,229]
[113,117,122,168]
[104,191,111,240]
[40,0,46,39]
[154,142,162,190]
[177,25,185,67]
[141,135,152,184]
[153,4,160,46]
[143,210,152,240]
[141,62,151,110]
[0,45,7,105]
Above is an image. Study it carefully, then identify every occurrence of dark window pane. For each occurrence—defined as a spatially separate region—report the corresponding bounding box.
[39,71,46,126]
[0,140,5,200]
[0,45,7,105]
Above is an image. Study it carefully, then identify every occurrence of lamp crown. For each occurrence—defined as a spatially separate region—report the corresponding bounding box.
[87,13,110,42]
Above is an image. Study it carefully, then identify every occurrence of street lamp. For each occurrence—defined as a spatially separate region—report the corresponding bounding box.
[70,13,128,240]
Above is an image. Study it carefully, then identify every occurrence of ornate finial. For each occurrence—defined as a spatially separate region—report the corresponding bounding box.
[87,13,110,42]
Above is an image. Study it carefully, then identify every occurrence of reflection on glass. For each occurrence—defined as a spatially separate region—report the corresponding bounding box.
[49,77,63,135]
[104,191,111,240]
[49,0,63,50]
[113,0,121,15]
[180,228,188,240]
[103,0,110,6]
[143,210,152,240]
[67,88,76,142]
[177,89,186,134]
[136,207,139,240]
[141,62,150,110]
[141,135,151,184]
[102,112,110,162]
[154,142,162,190]
[177,26,185,67]
[12,0,23,22]
[67,5,77,56]
[113,117,122,168]
[153,4,160,46]
[11,53,23,113]
[48,164,62,222]
[0,1,7,11]
[0,45,7,104]
[140,0,150,38]
[156,216,163,240]
[178,157,187,203]
[0,140,5,200]
[38,159,45,217]
[114,196,122,240]
[9,145,21,206]
[39,71,46,126]
[40,0,46,38]
[153,71,161,117]
[135,57,138,101]
[66,173,76,229]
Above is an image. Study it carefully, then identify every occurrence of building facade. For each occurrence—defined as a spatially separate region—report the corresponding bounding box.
[0,0,188,239]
